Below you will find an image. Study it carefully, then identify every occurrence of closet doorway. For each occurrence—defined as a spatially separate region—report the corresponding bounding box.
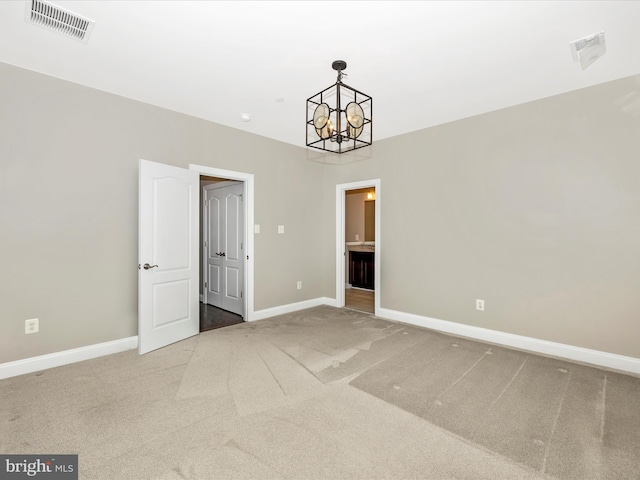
[199,174,248,332]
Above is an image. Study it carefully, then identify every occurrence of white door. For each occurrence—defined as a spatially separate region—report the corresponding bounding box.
[138,159,199,354]
[204,183,244,316]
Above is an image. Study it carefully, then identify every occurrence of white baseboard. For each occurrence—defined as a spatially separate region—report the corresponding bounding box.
[0,336,138,380]
[1,297,336,379]
[378,307,640,375]
[4,306,636,380]
[253,297,336,321]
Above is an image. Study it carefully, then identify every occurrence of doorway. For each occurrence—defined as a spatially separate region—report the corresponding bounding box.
[191,163,256,331]
[344,187,375,313]
[200,177,245,331]
[335,179,381,316]
[138,161,254,354]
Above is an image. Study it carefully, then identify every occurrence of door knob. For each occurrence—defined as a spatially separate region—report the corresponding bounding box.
[143,263,158,270]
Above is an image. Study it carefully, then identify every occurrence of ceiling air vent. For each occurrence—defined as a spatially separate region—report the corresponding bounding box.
[25,0,95,44]
[569,32,606,70]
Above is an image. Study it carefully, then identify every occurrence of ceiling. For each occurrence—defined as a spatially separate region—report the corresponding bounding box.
[1,1,640,149]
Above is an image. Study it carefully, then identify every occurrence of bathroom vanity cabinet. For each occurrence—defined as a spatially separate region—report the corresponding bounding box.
[349,251,374,290]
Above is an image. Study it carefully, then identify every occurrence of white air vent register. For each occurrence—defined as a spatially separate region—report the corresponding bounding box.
[569,32,606,70]
[25,0,95,44]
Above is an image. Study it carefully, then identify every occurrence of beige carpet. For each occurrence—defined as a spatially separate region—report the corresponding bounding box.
[1,306,639,479]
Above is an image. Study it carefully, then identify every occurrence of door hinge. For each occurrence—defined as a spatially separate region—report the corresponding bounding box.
[241,242,243,250]
[241,291,243,298]
[204,240,207,247]
[204,282,207,288]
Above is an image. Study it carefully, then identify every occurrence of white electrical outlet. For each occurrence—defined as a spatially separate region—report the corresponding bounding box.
[25,318,39,334]
[476,299,485,311]
[254,224,260,234]
[297,281,302,290]
[278,225,285,234]
[355,234,359,241]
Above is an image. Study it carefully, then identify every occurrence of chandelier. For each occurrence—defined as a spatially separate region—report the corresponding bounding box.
[306,60,372,154]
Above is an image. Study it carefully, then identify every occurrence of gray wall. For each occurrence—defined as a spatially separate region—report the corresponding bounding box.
[0,62,327,363]
[2,61,639,366]
[324,74,640,359]
[345,191,367,242]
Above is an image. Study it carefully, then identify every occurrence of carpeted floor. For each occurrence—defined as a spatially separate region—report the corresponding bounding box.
[1,306,639,479]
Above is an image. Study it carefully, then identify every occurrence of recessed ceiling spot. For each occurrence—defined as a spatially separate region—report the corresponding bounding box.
[25,0,95,44]
[569,32,606,70]
[240,114,251,122]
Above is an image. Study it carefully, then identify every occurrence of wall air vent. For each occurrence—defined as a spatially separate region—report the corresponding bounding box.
[25,0,95,44]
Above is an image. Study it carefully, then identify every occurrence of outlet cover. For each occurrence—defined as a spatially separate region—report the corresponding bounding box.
[25,318,39,334]
[297,281,302,290]
[278,225,285,234]
[476,299,485,311]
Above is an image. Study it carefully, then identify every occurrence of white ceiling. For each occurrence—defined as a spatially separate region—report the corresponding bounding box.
[1,1,640,149]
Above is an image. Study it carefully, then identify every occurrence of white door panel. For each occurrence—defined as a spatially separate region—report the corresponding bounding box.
[208,265,222,295]
[226,268,240,298]
[221,185,244,315]
[205,192,223,308]
[155,178,191,268]
[153,280,190,327]
[139,159,199,354]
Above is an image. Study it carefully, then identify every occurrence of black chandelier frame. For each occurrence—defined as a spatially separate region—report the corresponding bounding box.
[306,61,372,154]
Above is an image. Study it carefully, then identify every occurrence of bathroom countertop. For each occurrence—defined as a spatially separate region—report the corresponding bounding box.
[347,243,375,252]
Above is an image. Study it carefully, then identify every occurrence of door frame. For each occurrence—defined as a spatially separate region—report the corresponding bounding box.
[190,164,254,322]
[202,180,243,310]
[335,179,381,315]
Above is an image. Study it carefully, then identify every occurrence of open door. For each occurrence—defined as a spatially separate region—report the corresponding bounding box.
[138,159,199,354]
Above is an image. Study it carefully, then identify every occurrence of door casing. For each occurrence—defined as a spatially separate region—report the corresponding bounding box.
[190,164,254,322]
[336,179,381,315]
[202,181,245,316]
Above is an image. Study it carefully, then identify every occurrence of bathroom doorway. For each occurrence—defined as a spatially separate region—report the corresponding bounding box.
[335,179,381,316]
[345,188,375,313]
